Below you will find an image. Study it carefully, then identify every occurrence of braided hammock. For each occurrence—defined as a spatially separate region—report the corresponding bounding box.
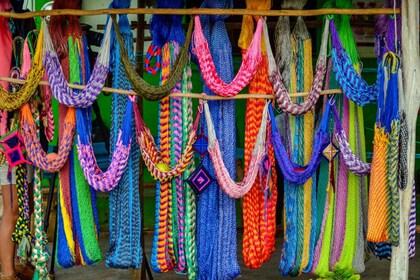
[76,101,132,192]
[330,19,383,106]
[20,103,76,172]
[269,102,331,186]
[331,104,371,176]
[204,100,268,198]
[192,15,263,97]
[111,14,193,101]
[131,96,201,182]
[0,26,44,112]
[264,18,329,115]
[43,20,112,108]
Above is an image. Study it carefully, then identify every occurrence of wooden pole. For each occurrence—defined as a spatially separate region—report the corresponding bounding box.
[0,76,342,99]
[390,1,420,279]
[0,7,400,19]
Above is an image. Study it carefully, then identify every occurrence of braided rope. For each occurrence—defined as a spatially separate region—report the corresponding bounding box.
[111,15,193,101]
[42,20,112,108]
[31,107,49,280]
[192,15,263,97]
[385,120,400,246]
[265,19,329,115]
[12,165,30,244]
[76,102,132,192]
[204,100,268,198]
[0,26,44,112]
[408,184,416,259]
[398,111,408,190]
[20,103,75,173]
[181,62,198,278]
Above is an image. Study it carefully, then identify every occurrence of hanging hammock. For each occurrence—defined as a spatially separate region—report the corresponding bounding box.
[20,103,76,172]
[269,102,331,186]
[330,19,383,106]
[331,103,371,176]
[192,15,263,97]
[204,99,268,198]
[43,19,112,108]
[265,18,330,115]
[111,15,193,101]
[131,96,201,182]
[0,25,44,111]
[76,100,132,192]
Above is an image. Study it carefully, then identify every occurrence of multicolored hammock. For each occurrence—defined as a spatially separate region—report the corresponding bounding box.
[111,14,193,101]
[269,101,331,186]
[330,19,383,106]
[0,25,44,111]
[331,103,371,176]
[20,103,76,173]
[132,96,201,182]
[367,51,400,245]
[192,15,263,97]
[265,18,329,115]
[42,19,112,108]
[76,100,132,192]
[204,99,268,198]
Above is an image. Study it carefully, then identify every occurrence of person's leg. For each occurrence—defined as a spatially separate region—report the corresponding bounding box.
[0,184,18,276]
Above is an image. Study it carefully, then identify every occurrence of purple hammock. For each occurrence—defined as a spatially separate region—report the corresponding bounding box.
[76,100,132,192]
[331,104,371,176]
[269,102,331,186]
[42,20,112,108]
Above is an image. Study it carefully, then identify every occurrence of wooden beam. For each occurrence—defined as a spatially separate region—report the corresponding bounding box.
[390,0,420,279]
[0,8,400,19]
[0,76,342,99]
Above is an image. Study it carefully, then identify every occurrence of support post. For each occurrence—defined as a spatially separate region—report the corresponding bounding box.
[133,0,146,279]
[390,1,420,279]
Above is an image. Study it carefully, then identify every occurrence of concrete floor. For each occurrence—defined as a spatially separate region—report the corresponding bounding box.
[52,233,420,280]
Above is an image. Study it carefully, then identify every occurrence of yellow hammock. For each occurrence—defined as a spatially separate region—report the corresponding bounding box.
[0,26,44,111]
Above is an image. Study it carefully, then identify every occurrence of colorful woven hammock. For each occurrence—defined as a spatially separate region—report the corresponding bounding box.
[111,14,193,101]
[367,51,400,245]
[204,99,268,198]
[0,25,43,111]
[76,100,132,192]
[331,103,371,176]
[330,19,383,106]
[106,0,142,268]
[265,18,329,115]
[43,19,112,108]
[132,96,201,182]
[20,103,75,172]
[192,15,263,97]
[269,102,331,186]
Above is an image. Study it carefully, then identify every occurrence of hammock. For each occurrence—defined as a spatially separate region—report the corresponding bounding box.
[111,15,193,101]
[76,100,132,192]
[131,96,201,181]
[331,104,371,176]
[330,19,382,106]
[20,103,76,172]
[204,99,268,198]
[0,25,44,111]
[269,102,331,186]
[265,18,329,115]
[192,15,263,97]
[43,19,112,108]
